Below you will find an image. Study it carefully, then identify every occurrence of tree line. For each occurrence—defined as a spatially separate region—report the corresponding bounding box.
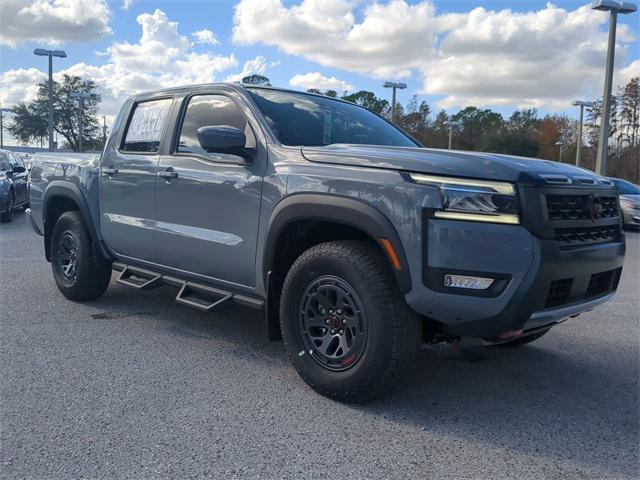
[6,73,639,183]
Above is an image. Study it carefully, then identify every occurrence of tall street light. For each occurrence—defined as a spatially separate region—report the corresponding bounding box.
[571,100,595,167]
[555,140,565,162]
[591,0,637,175]
[0,108,12,149]
[444,120,462,150]
[102,115,107,146]
[383,82,407,123]
[70,92,90,153]
[34,49,67,152]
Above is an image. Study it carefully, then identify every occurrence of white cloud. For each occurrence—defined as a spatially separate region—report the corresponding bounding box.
[0,9,238,117]
[122,0,134,9]
[0,0,112,47]
[616,60,640,88]
[289,72,353,92]
[0,68,46,107]
[192,29,220,46]
[233,0,638,110]
[225,55,269,82]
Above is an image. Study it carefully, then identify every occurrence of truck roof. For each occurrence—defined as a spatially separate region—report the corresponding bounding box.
[126,83,355,106]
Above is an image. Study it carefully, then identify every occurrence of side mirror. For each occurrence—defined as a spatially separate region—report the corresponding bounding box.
[12,166,26,174]
[197,125,253,161]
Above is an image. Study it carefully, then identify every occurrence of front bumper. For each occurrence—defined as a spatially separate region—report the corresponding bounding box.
[405,219,625,338]
[621,207,640,227]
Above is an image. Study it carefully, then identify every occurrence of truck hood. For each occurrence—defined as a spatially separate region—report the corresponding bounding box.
[301,144,599,183]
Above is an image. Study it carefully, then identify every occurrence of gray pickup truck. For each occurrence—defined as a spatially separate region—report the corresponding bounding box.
[27,84,626,402]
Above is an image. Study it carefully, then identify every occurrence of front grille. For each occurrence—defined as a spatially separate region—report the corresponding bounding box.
[546,195,618,221]
[555,225,622,246]
[545,278,573,308]
[544,268,620,309]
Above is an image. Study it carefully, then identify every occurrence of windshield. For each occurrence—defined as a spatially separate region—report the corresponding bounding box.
[247,88,418,148]
[611,178,640,195]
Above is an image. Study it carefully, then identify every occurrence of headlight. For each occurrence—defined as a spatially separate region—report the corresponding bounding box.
[620,198,639,210]
[409,173,520,224]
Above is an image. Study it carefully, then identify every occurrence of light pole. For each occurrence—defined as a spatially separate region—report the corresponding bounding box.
[33,49,67,152]
[591,0,637,175]
[444,120,462,150]
[102,115,107,146]
[383,81,407,123]
[555,140,564,162]
[571,100,595,167]
[0,108,12,149]
[70,92,90,152]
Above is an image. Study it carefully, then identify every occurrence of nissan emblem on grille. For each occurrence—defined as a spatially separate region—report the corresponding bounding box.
[584,193,604,222]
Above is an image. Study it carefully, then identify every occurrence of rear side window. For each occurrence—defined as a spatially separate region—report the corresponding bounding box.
[177,94,255,159]
[0,152,10,171]
[121,98,173,153]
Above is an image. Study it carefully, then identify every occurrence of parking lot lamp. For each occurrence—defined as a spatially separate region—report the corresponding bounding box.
[571,100,595,167]
[590,1,637,175]
[33,49,67,152]
[444,120,462,150]
[383,82,407,123]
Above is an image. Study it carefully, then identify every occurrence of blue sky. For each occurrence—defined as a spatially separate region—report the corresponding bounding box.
[0,0,638,125]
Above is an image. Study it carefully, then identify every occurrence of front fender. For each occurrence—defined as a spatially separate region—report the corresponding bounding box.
[263,193,412,293]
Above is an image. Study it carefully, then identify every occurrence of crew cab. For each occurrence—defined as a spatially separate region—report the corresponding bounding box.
[27,84,626,402]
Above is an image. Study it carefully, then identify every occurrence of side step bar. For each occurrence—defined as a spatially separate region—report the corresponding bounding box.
[112,262,264,312]
[175,283,234,312]
[116,265,162,290]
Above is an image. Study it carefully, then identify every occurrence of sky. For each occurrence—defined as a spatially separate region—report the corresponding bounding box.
[0,0,638,139]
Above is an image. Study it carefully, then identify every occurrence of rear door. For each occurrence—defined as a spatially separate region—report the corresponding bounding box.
[99,97,173,262]
[154,92,266,287]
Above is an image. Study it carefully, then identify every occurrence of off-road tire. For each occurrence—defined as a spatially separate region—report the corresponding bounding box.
[51,210,112,301]
[495,329,549,347]
[280,240,421,403]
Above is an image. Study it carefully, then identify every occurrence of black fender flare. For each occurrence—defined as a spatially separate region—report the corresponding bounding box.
[42,181,110,261]
[263,193,412,293]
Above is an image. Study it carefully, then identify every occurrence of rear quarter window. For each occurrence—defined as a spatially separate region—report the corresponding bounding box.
[121,98,173,153]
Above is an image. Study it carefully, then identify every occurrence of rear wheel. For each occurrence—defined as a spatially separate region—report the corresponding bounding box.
[0,191,15,223]
[51,211,112,301]
[280,240,421,403]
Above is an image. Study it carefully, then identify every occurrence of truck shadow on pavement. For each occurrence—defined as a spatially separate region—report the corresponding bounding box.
[87,278,638,478]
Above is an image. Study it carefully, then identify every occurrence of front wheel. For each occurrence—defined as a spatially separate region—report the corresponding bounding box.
[51,210,112,301]
[280,241,421,403]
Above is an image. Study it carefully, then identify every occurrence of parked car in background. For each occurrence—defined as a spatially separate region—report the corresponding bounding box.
[609,177,640,230]
[0,149,29,223]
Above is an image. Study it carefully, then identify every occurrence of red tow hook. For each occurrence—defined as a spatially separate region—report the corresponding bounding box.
[498,329,524,340]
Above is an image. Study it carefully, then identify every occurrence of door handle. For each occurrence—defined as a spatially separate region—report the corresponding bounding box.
[103,167,118,177]
[158,167,178,180]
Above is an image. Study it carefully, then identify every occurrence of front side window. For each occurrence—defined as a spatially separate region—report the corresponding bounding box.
[247,88,418,147]
[177,94,255,159]
[10,154,24,168]
[121,98,173,153]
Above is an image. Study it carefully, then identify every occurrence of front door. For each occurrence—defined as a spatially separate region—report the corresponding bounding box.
[8,153,28,204]
[99,97,173,262]
[154,93,265,287]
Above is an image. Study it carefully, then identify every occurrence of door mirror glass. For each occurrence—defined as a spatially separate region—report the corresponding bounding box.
[12,165,26,174]
[197,125,250,159]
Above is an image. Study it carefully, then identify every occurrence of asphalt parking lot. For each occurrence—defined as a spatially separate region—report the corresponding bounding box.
[1,211,638,479]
